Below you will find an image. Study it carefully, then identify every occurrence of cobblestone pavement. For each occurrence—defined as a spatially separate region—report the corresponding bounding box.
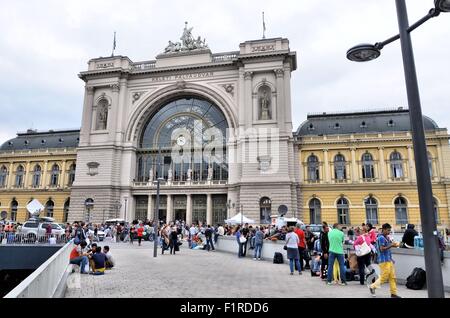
[65,241,449,298]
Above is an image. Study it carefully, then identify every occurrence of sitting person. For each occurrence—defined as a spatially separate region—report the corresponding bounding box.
[69,240,89,274]
[344,253,359,281]
[310,252,322,276]
[87,243,98,271]
[90,246,106,275]
[103,246,114,269]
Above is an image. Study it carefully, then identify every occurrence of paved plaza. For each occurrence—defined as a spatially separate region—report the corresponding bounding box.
[65,241,449,298]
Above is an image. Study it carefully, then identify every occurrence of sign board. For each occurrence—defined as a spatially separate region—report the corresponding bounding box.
[278,205,288,216]
[26,199,45,216]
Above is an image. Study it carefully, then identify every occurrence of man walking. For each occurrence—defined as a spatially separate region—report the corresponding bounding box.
[319,222,329,280]
[253,226,264,260]
[326,223,347,286]
[205,225,215,251]
[294,224,307,272]
[369,223,401,298]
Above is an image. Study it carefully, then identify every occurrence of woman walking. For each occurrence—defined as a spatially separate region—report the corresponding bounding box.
[169,226,178,255]
[353,225,374,285]
[285,226,302,275]
[137,223,144,246]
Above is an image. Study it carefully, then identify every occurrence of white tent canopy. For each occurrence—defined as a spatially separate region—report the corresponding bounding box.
[225,213,256,225]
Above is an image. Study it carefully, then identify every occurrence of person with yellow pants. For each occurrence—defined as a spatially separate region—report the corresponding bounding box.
[369,223,401,298]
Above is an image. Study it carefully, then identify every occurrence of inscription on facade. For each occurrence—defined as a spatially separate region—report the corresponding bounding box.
[151,72,214,82]
[96,62,114,69]
[251,45,275,53]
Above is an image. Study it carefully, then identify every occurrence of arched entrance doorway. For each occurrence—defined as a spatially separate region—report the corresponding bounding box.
[260,197,271,224]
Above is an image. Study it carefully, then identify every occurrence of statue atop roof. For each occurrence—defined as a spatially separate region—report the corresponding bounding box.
[163,22,208,54]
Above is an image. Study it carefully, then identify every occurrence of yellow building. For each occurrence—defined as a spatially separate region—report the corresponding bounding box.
[0,129,79,223]
[296,108,450,231]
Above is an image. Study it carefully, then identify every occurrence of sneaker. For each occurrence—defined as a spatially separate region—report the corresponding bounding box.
[253,258,257,260]
[368,285,376,297]
[326,282,333,285]
[391,294,402,298]
[339,281,347,286]
[257,258,261,261]
[298,271,302,275]
[290,272,294,275]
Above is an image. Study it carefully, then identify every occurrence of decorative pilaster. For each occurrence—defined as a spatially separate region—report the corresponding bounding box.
[206,193,213,226]
[109,83,120,141]
[147,195,153,220]
[80,86,95,145]
[244,71,253,129]
[407,145,416,182]
[323,149,330,183]
[7,162,14,189]
[42,161,48,189]
[437,145,445,180]
[186,194,192,225]
[166,194,173,224]
[351,147,358,182]
[274,68,285,132]
[60,161,67,188]
[24,161,31,188]
[378,147,386,182]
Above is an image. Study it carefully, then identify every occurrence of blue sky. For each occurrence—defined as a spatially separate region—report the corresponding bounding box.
[1,0,449,143]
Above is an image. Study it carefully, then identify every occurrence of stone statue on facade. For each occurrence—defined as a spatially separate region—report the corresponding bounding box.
[207,167,213,181]
[187,168,192,181]
[168,169,173,181]
[162,22,208,54]
[260,89,271,120]
[97,104,108,130]
[148,168,153,182]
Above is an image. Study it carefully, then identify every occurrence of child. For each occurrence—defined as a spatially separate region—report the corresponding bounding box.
[310,252,322,276]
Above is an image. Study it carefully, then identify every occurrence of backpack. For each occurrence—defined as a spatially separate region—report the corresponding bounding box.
[273,252,284,264]
[406,267,426,290]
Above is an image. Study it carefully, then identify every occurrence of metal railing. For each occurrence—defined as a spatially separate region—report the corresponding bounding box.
[132,61,156,71]
[0,232,69,245]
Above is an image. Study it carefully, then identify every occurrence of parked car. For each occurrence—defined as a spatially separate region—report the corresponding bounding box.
[20,219,65,240]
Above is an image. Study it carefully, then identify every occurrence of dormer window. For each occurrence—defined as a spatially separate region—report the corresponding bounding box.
[8,141,13,147]
[308,123,315,131]
[24,140,29,145]
[58,138,64,143]
[388,119,395,127]
[360,121,367,128]
[334,123,341,129]
[41,139,46,145]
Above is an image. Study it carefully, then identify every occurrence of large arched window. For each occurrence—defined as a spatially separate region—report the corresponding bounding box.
[32,164,41,188]
[309,198,321,224]
[50,164,60,187]
[334,154,346,181]
[0,165,7,188]
[68,164,76,186]
[365,197,378,225]
[138,97,228,183]
[15,165,24,187]
[260,197,272,224]
[307,155,320,182]
[362,153,375,180]
[394,197,408,225]
[337,198,350,225]
[390,151,404,179]
[10,200,18,221]
[45,200,54,218]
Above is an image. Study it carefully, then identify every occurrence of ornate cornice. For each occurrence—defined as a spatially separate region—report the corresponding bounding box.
[244,71,253,80]
[110,83,120,92]
[274,68,284,78]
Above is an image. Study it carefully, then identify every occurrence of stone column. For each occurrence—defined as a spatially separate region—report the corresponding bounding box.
[60,161,67,188]
[109,84,120,141]
[244,71,253,129]
[186,194,192,225]
[407,145,416,182]
[378,147,386,182]
[42,161,48,189]
[275,68,285,132]
[79,86,95,146]
[207,193,213,226]
[431,157,438,181]
[323,149,330,183]
[147,195,153,221]
[166,194,173,224]
[351,147,358,182]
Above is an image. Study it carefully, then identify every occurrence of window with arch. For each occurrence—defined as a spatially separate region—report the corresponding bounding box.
[394,197,408,225]
[428,152,433,178]
[50,164,60,187]
[307,155,320,182]
[10,200,18,221]
[68,164,76,186]
[362,153,375,180]
[309,198,321,224]
[337,198,350,225]
[32,164,42,188]
[64,199,70,223]
[334,154,347,180]
[45,200,54,218]
[96,99,109,130]
[390,151,404,179]
[15,165,24,187]
[0,165,7,187]
[433,198,440,224]
[260,197,272,224]
[365,197,378,225]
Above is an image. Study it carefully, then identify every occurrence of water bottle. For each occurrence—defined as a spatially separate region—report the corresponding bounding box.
[414,235,420,249]
[419,234,424,249]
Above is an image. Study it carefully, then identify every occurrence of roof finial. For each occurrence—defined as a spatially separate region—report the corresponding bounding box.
[262,11,266,39]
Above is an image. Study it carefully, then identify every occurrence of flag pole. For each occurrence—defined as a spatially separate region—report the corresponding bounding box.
[262,12,266,39]
[111,31,116,57]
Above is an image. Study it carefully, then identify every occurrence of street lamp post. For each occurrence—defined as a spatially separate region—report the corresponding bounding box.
[347,0,448,298]
[153,150,163,258]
